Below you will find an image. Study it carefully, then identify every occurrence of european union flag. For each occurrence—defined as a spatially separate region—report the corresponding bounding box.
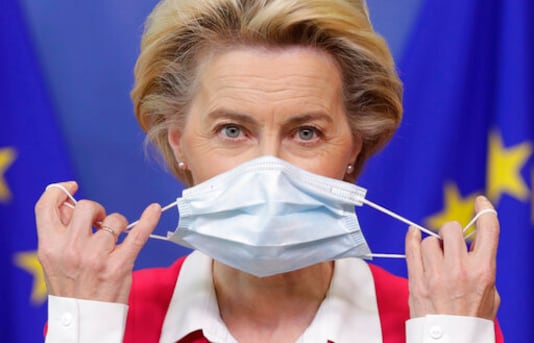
[360,0,533,339]
[1,1,75,341]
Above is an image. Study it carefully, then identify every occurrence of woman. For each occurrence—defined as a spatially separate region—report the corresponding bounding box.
[36,0,503,342]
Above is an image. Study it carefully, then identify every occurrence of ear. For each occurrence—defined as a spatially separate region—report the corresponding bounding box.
[168,127,185,163]
[349,133,363,166]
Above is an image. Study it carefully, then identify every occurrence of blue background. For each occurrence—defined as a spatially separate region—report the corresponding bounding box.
[17,0,423,269]
[6,0,531,340]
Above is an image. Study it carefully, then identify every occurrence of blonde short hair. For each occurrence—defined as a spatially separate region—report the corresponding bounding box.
[131,0,402,185]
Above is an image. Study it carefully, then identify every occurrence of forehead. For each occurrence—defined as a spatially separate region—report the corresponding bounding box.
[192,46,344,114]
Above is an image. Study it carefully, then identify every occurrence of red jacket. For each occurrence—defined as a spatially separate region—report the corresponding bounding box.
[123,256,504,342]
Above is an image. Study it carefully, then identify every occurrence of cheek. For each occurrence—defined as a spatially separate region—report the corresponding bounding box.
[191,160,235,184]
[178,124,249,183]
[316,161,350,180]
[304,138,358,179]
[285,154,348,180]
[183,141,248,184]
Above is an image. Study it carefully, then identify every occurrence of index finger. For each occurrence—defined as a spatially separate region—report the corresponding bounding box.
[405,227,425,282]
[115,203,162,261]
[40,181,79,204]
[35,181,79,230]
[472,196,499,260]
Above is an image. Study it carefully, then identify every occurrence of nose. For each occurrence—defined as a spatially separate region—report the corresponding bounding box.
[258,131,281,158]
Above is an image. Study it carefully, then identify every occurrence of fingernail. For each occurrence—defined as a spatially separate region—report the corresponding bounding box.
[477,195,490,203]
[150,203,162,211]
[408,226,421,238]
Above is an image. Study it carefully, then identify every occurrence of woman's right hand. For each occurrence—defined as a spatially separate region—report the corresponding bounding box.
[35,181,161,304]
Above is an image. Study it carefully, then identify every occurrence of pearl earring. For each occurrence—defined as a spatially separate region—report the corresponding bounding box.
[346,164,354,174]
[178,161,187,170]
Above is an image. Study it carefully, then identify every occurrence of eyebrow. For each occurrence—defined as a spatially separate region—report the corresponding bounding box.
[207,110,259,126]
[207,109,334,126]
[283,112,334,127]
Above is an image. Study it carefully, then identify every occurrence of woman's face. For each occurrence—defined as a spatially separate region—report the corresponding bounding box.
[168,47,361,185]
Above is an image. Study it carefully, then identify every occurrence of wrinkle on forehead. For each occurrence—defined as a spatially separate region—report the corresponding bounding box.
[192,46,345,118]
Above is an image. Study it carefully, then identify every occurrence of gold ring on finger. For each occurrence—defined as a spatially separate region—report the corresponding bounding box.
[100,224,118,242]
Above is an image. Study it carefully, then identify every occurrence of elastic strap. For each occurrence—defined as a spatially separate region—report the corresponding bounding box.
[462,208,498,240]
[45,183,176,241]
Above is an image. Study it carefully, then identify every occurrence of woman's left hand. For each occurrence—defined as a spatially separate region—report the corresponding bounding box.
[405,196,500,320]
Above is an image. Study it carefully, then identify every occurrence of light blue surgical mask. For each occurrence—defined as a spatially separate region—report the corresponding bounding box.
[47,156,496,278]
[166,156,372,277]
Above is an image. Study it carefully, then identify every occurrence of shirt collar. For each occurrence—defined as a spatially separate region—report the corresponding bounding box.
[160,251,382,343]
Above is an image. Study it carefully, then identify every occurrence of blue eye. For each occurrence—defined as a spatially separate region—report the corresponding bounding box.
[297,127,317,141]
[221,125,242,138]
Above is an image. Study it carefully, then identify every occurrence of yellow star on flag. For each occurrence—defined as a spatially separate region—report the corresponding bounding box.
[0,147,17,203]
[486,130,532,204]
[14,251,48,305]
[425,183,478,233]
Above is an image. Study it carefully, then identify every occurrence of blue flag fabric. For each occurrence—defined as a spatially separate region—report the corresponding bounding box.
[360,0,533,339]
[0,1,75,341]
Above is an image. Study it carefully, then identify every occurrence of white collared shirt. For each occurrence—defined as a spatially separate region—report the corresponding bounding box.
[160,251,383,343]
[46,251,495,343]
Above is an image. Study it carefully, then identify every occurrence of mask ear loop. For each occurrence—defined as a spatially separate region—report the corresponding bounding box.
[46,183,77,209]
[45,183,175,241]
[361,198,498,259]
[359,198,437,259]
[361,198,440,238]
[125,201,178,241]
[462,208,497,240]
[45,183,498,253]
